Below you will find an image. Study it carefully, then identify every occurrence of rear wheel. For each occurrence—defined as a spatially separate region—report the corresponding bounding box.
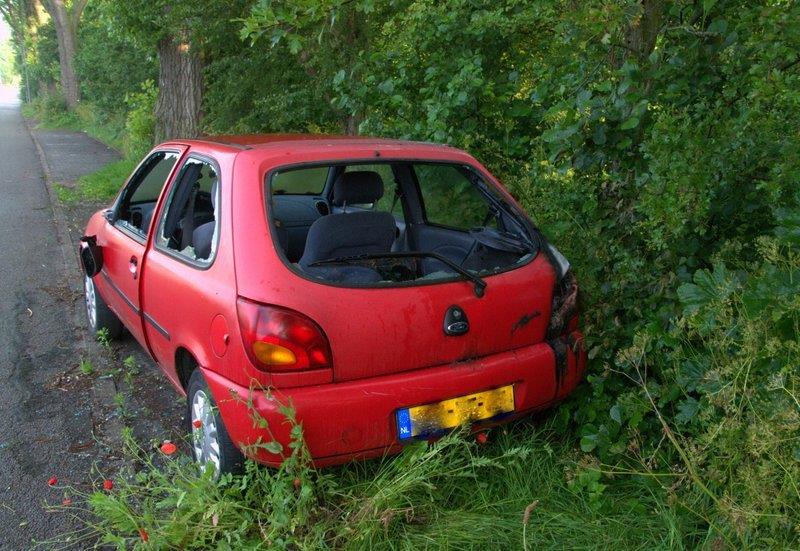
[84,275,123,339]
[187,369,243,476]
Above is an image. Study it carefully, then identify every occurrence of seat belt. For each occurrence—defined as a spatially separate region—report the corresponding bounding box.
[389,183,402,213]
[180,183,199,250]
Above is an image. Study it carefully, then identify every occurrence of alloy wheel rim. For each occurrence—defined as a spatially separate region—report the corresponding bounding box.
[84,276,97,328]
[191,389,221,474]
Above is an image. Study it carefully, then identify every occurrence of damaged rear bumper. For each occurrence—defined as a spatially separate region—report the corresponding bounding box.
[203,330,586,467]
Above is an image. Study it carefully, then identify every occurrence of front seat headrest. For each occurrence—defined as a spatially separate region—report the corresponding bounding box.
[331,171,384,206]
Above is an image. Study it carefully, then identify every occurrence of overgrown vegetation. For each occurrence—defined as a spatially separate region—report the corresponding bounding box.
[56,413,697,550]
[5,0,799,547]
[0,35,15,85]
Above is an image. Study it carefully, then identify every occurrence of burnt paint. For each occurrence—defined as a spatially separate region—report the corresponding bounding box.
[511,310,541,335]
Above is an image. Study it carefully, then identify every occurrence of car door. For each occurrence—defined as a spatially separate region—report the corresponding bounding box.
[94,148,184,348]
[140,153,233,389]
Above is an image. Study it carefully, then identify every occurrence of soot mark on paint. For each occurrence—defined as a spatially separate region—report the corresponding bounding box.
[511,310,541,335]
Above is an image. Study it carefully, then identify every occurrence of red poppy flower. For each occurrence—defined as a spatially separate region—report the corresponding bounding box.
[475,432,488,445]
[103,479,114,491]
[192,419,202,429]
[62,498,72,506]
[160,441,177,455]
[48,476,57,487]
[293,477,301,490]
[139,528,149,542]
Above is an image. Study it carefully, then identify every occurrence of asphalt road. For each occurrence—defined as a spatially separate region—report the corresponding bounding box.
[0,89,96,548]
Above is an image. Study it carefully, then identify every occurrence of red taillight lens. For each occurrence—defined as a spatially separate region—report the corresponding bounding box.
[236,298,332,372]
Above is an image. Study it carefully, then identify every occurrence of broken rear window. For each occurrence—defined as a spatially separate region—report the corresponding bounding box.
[266,161,537,288]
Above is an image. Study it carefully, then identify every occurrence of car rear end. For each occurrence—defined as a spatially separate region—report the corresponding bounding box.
[207,140,586,466]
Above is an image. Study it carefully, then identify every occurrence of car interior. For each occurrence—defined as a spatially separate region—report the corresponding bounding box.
[268,161,537,285]
[114,151,179,238]
[114,152,219,262]
[156,158,218,261]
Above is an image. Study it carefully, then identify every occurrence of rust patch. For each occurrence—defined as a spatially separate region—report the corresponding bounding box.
[511,310,541,334]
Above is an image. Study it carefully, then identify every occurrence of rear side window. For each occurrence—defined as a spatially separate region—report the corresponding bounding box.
[156,156,220,264]
[272,166,329,195]
[414,164,492,230]
[115,151,179,237]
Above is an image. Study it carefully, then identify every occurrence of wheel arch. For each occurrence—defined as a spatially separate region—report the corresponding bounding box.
[175,347,199,391]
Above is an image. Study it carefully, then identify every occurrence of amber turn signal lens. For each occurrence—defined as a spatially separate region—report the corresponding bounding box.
[252,341,297,366]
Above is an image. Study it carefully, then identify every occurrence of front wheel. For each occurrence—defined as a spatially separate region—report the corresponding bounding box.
[84,275,122,339]
[187,369,244,476]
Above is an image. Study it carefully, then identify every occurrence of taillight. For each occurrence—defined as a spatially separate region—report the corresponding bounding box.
[546,269,579,340]
[236,298,332,372]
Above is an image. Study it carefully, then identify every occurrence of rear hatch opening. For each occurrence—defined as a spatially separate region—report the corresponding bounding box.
[261,159,561,383]
[267,160,538,290]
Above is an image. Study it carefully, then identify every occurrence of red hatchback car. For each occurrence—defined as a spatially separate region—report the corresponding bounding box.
[79,135,585,474]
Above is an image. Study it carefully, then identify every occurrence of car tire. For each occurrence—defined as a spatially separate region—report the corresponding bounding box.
[84,275,123,339]
[187,369,244,476]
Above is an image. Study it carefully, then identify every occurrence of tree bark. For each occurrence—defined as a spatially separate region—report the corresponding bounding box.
[154,35,203,142]
[42,0,85,108]
[625,0,664,61]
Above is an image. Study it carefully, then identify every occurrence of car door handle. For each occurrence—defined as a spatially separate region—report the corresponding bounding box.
[129,256,138,279]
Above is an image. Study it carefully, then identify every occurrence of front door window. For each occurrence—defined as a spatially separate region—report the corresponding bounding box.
[114,151,180,239]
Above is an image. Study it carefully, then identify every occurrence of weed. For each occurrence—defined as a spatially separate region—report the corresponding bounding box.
[122,355,139,387]
[78,359,94,376]
[96,328,111,349]
[122,355,138,374]
[113,392,126,416]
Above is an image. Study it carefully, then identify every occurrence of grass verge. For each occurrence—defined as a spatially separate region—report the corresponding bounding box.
[55,158,137,205]
[23,96,141,205]
[46,415,700,550]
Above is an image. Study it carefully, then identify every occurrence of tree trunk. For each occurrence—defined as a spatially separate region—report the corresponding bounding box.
[154,36,203,142]
[343,114,360,135]
[625,0,664,61]
[44,0,82,108]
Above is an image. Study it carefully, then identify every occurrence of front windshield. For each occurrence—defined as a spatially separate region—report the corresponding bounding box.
[266,161,537,287]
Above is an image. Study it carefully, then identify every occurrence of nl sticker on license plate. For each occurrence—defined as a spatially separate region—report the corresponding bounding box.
[396,385,515,440]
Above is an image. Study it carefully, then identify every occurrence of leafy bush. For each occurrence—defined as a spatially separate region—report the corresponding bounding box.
[23,93,80,128]
[15,0,800,546]
[74,2,157,116]
[124,80,157,158]
[0,38,17,85]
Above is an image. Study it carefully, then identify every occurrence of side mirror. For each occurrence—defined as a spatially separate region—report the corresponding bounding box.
[79,235,103,277]
[102,209,115,223]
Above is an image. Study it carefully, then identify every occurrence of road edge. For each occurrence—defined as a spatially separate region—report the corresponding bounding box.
[23,117,75,276]
[23,115,123,450]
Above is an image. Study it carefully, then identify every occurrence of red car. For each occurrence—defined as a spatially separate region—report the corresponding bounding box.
[79,135,585,474]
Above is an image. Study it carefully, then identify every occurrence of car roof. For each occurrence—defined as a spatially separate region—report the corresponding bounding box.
[162,133,459,155]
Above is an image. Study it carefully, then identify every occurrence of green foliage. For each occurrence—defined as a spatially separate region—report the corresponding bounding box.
[59,419,690,549]
[74,3,157,116]
[124,79,157,158]
[22,18,60,99]
[24,93,79,128]
[0,37,17,85]
[59,159,136,205]
[11,0,800,546]
[96,327,112,349]
[78,359,94,376]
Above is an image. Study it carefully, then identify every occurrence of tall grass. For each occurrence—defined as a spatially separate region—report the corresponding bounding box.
[48,418,697,550]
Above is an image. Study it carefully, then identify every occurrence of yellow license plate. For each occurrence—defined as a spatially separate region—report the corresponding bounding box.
[396,385,515,440]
